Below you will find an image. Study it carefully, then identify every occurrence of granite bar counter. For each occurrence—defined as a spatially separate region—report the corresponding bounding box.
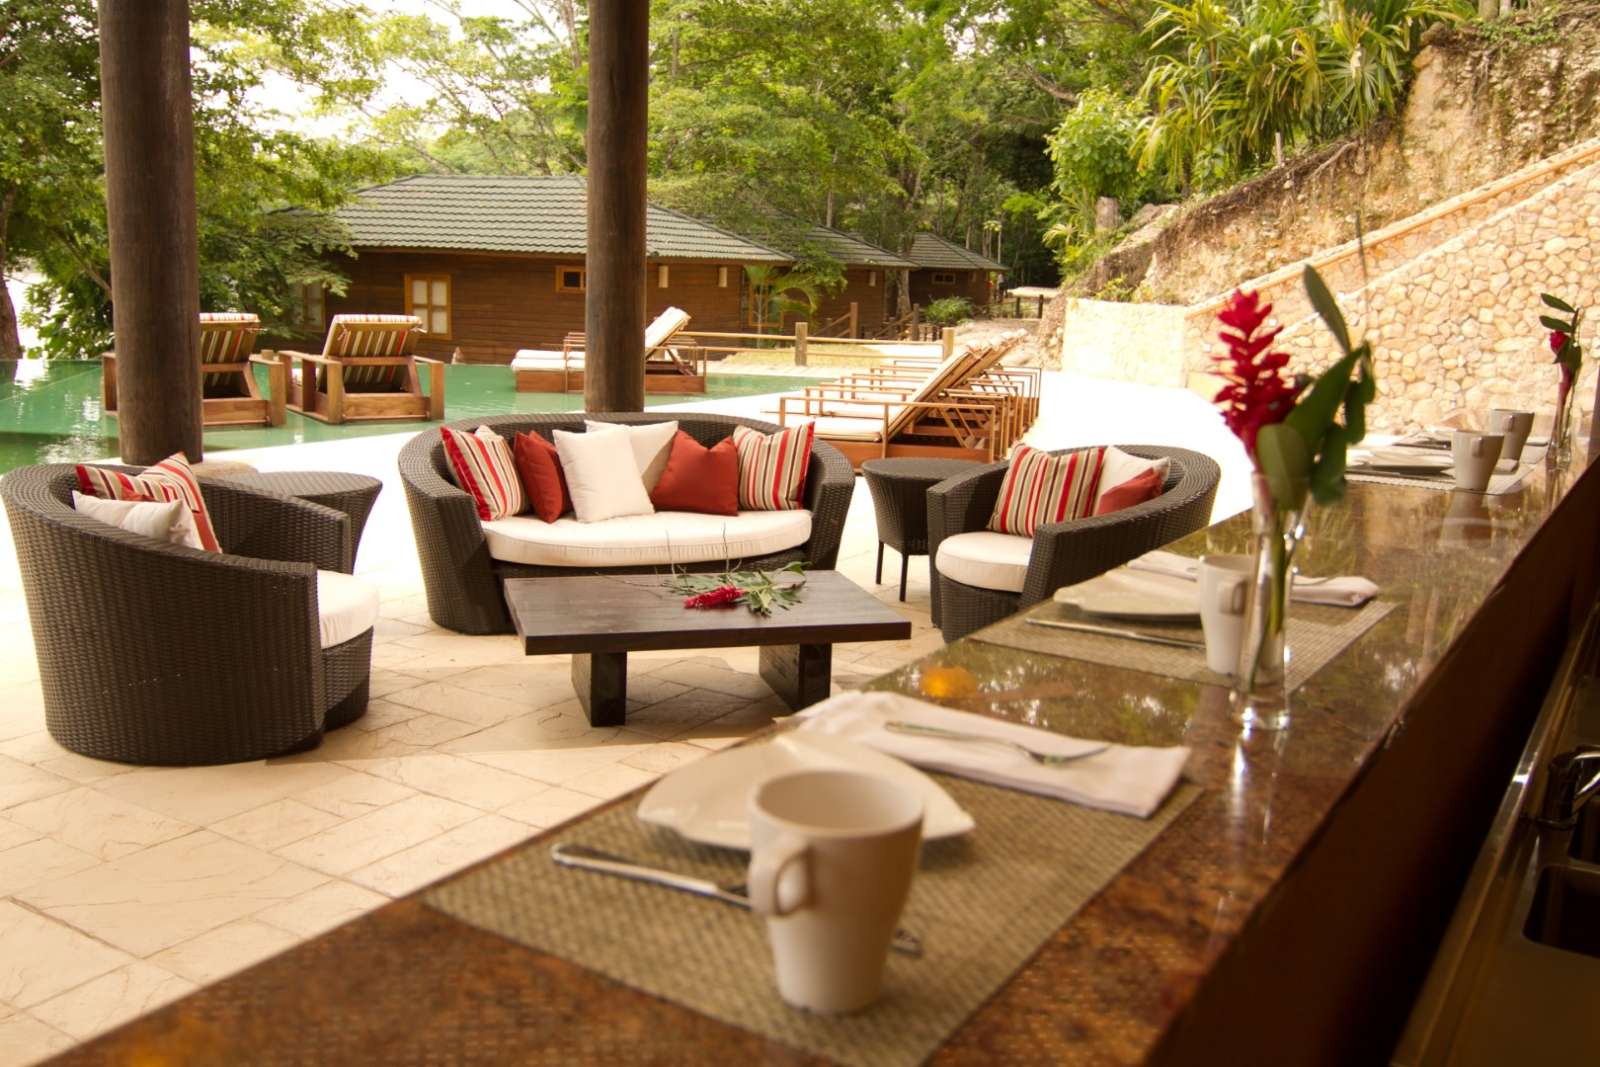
[48,453,1600,1066]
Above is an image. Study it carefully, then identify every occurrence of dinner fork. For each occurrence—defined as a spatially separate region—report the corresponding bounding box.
[885,721,1108,766]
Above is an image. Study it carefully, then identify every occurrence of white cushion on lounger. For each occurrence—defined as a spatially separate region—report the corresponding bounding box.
[511,348,582,368]
[804,415,886,442]
[934,531,1032,593]
[481,509,812,567]
[316,570,380,649]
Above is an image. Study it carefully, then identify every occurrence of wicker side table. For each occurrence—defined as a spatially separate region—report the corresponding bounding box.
[224,471,382,572]
[860,458,979,611]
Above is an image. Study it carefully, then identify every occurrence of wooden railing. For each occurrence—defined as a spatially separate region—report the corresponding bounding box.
[690,323,955,367]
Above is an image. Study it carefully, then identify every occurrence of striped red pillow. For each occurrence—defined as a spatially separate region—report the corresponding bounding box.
[441,426,525,521]
[988,445,1106,537]
[731,422,814,511]
[75,452,221,552]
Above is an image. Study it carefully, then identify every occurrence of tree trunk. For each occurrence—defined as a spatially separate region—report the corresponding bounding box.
[98,0,204,464]
[0,188,22,360]
[584,0,649,414]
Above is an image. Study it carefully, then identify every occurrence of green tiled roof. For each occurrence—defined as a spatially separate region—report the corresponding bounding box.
[334,174,792,263]
[906,232,1007,273]
[796,224,916,269]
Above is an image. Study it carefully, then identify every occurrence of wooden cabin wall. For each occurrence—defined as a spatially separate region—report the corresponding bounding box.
[320,251,749,363]
[908,267,992,311]
[812,267,891,336]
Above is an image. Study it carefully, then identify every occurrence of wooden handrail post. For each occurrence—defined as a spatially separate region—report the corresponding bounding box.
[97,0,203,464]
[848,302,858,338]
[941,327,956,361]
[793,321,808,367]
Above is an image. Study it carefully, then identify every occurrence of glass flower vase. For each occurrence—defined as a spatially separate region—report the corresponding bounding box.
[1549,385,1576,469]
[1233,473,1305,732]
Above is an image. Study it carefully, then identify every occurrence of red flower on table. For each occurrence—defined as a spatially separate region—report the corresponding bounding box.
[1212,289,1303,459]
[684,585,743,609]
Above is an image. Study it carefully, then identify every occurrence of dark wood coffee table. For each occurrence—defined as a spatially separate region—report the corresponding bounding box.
[503,571,911,725]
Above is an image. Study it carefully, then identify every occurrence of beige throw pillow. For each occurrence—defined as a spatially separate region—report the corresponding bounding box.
[553,428,655,523]
[72,490,196,547]
[584,419,678,492]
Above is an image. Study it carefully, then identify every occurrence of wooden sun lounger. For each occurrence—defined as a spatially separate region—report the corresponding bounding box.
[512,307,706,394]
[102,312,286,428]
[275,314,444,425]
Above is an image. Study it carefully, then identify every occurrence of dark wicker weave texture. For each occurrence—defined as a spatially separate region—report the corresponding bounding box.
[927,445,1221,642]
[222,471,383,572]
[861,457,978,610]
[398,412,856,635]
[1,465,376,765]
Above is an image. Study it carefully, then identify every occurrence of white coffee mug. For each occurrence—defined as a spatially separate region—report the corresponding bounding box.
[1451,430,1504,492]
[1487,409,1534,465]
[748,769,923,1014]
[1198,554,1252,675]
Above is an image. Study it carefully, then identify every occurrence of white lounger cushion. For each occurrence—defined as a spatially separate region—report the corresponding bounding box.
[934,531,1032,593]
[511,348,581,368]
[805,415,887,442]
[316,570,381,649]
[481,509,812,567]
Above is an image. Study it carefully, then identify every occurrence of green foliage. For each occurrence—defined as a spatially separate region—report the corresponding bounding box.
[925,297,975,326]
[1046,89,1152,223]
[669,561,808,616]
[1542,292,1585,383]
[1137,0,1470,194]
[745,265,823,333]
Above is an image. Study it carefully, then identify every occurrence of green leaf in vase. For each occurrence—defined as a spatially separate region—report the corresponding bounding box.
[1255,423,1311,513]
[1543,293,1577,314]
[1304,266,1353,355]
[1310,424,1349,506]
[1541,314,1574,333]
[1283,349,1357,451]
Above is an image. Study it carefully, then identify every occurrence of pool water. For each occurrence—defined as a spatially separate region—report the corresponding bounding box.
[0,360,797,473]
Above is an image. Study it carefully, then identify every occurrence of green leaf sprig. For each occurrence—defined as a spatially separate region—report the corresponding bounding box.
[1254,265,1377,511]
[1540,292,1584,384]
[667,560,808,616]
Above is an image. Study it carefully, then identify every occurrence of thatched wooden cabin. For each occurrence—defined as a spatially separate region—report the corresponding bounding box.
[906,232,1007,311]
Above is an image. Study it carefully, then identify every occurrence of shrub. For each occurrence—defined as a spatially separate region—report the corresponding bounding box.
[924,297,973,327]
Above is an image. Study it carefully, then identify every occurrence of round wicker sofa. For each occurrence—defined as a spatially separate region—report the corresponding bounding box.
[928,445,1222,641]
[398,412,856,635]
[0,464,373,765]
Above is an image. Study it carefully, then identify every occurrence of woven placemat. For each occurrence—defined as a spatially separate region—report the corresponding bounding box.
[973,599,1396,689]
[424,774,1200,1067]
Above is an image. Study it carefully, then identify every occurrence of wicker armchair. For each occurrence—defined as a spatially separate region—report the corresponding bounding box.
[1,465,374,765]
[928,445,1221,641]
[399,412,857,635]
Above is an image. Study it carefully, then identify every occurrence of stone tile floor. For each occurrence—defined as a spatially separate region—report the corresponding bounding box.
[0,373,1249,1064]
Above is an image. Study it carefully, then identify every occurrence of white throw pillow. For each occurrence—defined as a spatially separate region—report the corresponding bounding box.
[1095,447,1171,513]
[554,428,655,523]
[72,490,197,548]
[585,419,678,491]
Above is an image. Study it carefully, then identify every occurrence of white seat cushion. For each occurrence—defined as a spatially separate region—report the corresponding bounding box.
[934,531,1033,593]
[316,570,380,649]
[805,414,886,443]
[512,348,582,368]
[481,509,812,567]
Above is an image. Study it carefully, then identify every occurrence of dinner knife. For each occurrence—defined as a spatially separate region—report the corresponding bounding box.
[1025,616,1205,651]
[551,843,925,958]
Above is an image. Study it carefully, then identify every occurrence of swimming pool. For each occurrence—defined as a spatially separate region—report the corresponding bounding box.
[0,360,799,473]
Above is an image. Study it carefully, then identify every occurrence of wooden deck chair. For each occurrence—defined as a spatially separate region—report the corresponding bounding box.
[511,306,705,394]
[277,314,444,425]
[849,330,1038,425]
[776,343,1014,468]
[101,312,287,427]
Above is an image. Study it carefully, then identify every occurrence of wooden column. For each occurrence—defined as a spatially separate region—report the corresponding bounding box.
[584,0,649,414]
[98,0,203,464]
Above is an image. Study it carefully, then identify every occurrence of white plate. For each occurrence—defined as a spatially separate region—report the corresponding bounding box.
[637,732,975,849]
[1054,569,1199,621]
[1352,448,1453,474]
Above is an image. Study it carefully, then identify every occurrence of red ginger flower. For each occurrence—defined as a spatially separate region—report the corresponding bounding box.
[1212,289,1301,459]
[685,585,743,609]
[1551,330,1570,356]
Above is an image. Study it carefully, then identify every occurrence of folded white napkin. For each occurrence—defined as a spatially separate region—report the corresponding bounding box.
[793,691,1189,819]
[1126,550,1379,608]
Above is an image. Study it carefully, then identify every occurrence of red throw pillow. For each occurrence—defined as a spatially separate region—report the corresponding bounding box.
[513,431,571,523]
[1095,466,1165,516]
[650,431,739,516]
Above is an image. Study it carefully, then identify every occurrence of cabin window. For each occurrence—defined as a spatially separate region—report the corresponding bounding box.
[289,282,325,330]
[658,265,670,289]
[405,274,451,337]
[557,266,586,292]
[931,270,957,285]
[868,271,878,287]
[718,266,729,288]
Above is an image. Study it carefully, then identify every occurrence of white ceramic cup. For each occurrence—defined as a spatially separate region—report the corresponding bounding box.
[1451,430,1504,492]
[1198,554,1252,675]
[1487,409,1534,465]
[747,769,923,1014]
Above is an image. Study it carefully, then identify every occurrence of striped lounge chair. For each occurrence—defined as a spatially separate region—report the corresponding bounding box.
[510,306,704,394]
[101,312,287,427]
[278,314,445,425]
